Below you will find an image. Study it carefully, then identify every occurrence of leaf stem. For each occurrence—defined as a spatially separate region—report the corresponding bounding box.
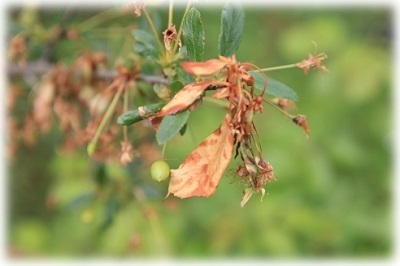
[161,143,167,159]
[123,83,129,141]
[257,64,297,72]
[142,7,165,57]
[168,0,174,26]
[79,8,120,32]
[263,98,295,119]
[88,79,126,156]
[172,0,191,54]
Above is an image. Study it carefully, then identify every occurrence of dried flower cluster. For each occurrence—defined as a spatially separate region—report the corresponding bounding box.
[163,24,181,53]
[7,52,140,164]
[125,0,146,17]
[296,53,329,75]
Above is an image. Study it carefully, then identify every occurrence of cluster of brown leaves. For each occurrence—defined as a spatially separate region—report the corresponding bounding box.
[8,35,27,66]
[149,55,276,206]
[7,52,136,164]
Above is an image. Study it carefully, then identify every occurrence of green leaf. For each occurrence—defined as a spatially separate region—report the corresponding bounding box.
[218,0,245,57]
[182,7,205,62]
[68,192,96,210]
[169,80,184,94]
[132,29,159,61]
[177,67,195,84]
[250,71,299,101]
[94,163,108,187]
[179,123,187,136]
[100,195,120,231]
[156,110,191,145]
[117,102,165,126]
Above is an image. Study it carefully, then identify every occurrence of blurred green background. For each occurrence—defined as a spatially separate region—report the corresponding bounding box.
[7,3,392,258]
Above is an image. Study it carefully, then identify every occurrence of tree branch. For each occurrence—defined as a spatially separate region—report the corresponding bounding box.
[7,61,170,85]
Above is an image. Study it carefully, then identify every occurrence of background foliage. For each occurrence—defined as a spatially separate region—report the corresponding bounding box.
[7,3,392,258]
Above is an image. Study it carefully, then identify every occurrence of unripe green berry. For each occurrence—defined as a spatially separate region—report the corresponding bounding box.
[150,160,170,182]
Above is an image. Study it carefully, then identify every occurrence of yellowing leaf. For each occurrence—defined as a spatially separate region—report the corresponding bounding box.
[181,59,227,76]
[167,115,234,198]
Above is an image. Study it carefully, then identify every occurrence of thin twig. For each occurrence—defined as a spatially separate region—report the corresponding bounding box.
[7,61,169,85]
[263,98,295,119]
[168,0,174,26]
[257,64,297,72]
[172,0,191,54]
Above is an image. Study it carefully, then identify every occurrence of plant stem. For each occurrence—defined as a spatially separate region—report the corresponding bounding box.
[8,61,170,85]
[263,98,295,119]
[79,8,120,32]
[161,143,167,159]
[257,64,297,72]
[123,84,129,141]
[172,0,191,54]
[168,0,174,26]
[132,188,169,256]
[87,79,126,156]
[142,7,165,57]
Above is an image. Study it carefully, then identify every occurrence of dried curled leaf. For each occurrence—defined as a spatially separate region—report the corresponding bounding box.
[241,188,254,208]
[156,80,213,117]
[181,59,227,76]
[120,141,133,166]
[167,115,234,198]
[33,80,55,133]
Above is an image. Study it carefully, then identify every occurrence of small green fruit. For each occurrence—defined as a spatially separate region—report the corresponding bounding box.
[150,160,170,182]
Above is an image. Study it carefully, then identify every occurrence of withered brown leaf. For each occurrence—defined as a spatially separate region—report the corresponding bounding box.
[156,80,213,117]
[33,80,55,133]
[181,59,227,76]
[167,114,234,198]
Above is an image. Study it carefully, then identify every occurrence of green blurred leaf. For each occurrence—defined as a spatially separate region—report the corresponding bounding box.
[132,29,159,61]
[177,67,195,84]
[251,71,299,101]
[182,7,205,62]
[156,110,191,145]
[100,196,120,231]
[170,80,185,94]
[13,220,50,253]
[68,192,96,210]
[117,102,165,126]
[218,0,245,57]
[94,163,108,187]
[180,123,187,136]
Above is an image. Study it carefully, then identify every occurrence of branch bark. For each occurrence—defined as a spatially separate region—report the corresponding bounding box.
[7,61,170,85]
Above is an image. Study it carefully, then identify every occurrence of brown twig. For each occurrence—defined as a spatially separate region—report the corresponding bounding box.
[7,61,170,85]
